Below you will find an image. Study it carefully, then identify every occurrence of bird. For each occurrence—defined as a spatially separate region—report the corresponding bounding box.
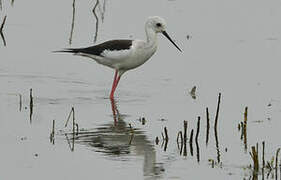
[56,16,182,99]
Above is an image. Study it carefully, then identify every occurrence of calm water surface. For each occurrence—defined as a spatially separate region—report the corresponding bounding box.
[1,0,281,179]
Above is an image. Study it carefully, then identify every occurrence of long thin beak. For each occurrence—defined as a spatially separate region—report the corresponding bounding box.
[162,31,182,52]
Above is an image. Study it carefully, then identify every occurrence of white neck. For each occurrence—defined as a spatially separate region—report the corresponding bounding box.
[145,25,158,49]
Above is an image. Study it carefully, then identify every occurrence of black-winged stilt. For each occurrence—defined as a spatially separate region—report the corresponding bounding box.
[56,16,182,99]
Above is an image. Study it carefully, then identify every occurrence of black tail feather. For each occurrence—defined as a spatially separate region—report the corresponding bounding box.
[52,48,81,53]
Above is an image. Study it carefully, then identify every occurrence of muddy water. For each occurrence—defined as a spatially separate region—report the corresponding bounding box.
[1,0,281,179]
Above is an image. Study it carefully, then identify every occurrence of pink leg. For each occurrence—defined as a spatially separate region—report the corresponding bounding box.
[111,70,118,91]
[110,70,120,99]
[110,98,117,124]
[110,76,121,99]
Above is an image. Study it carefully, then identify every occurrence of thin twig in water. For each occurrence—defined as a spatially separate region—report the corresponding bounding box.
[75,123,79,135]
[0,15,6,30]
[189,129,194,156]
[182,121,188,156]
[155,136,159,145]
[249,146,259,172]
[256,143,259,158]
[161,132,164,141]
[195,116,200,143]
[163,139,168,151]
[262,141,265,168]
[279,161,281,180]
[240,122,244,140]
[101,0,106,22]
[65,134,72,151]
[183,120,187,143]
[183,141,187,156]
[195,116,200,162]
[50,120,55,144]
[29,88,33,123]
[214,93,221,131]
[0,15,7,46]
[196,138,200,162]
[92,0,99,43]
[214,126,220,163]
[69,0,76,45]
[19,93,22,111]
[275,148,280,180]
[72,107,75,135]
[243,107,248,151]
[65,133,74,152]
[179,141,183,155]
[206,107,210,145]
[128,123,134,145]
[65,107,73,127]
[214,93,221,163]
[164,127,169,141]
[161,127,168,151]
[177,131,183,144]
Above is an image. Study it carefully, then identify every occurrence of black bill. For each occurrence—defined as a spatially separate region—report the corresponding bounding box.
[162,31,182,52]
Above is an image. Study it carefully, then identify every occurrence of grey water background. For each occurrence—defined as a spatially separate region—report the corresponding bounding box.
[1,0,281,179]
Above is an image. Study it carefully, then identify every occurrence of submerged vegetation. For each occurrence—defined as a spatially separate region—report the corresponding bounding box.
[1,0,281,179]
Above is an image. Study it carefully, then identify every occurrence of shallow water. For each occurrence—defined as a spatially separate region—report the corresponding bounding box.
[1,0,281,179]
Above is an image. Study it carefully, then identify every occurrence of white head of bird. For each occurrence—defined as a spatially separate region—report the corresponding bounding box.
[145,16,181,52]
[146,16,167,33]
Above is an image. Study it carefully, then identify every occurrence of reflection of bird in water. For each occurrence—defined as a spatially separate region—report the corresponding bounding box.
[56,16,181,99]
[72,98,165,177]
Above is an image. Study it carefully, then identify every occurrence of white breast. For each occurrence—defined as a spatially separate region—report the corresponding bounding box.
[116,40,157,71]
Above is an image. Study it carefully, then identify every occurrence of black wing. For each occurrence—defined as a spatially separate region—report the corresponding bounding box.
[56,40,133,56]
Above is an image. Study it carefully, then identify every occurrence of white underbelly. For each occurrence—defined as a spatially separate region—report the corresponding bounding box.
[117,48,156,70]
